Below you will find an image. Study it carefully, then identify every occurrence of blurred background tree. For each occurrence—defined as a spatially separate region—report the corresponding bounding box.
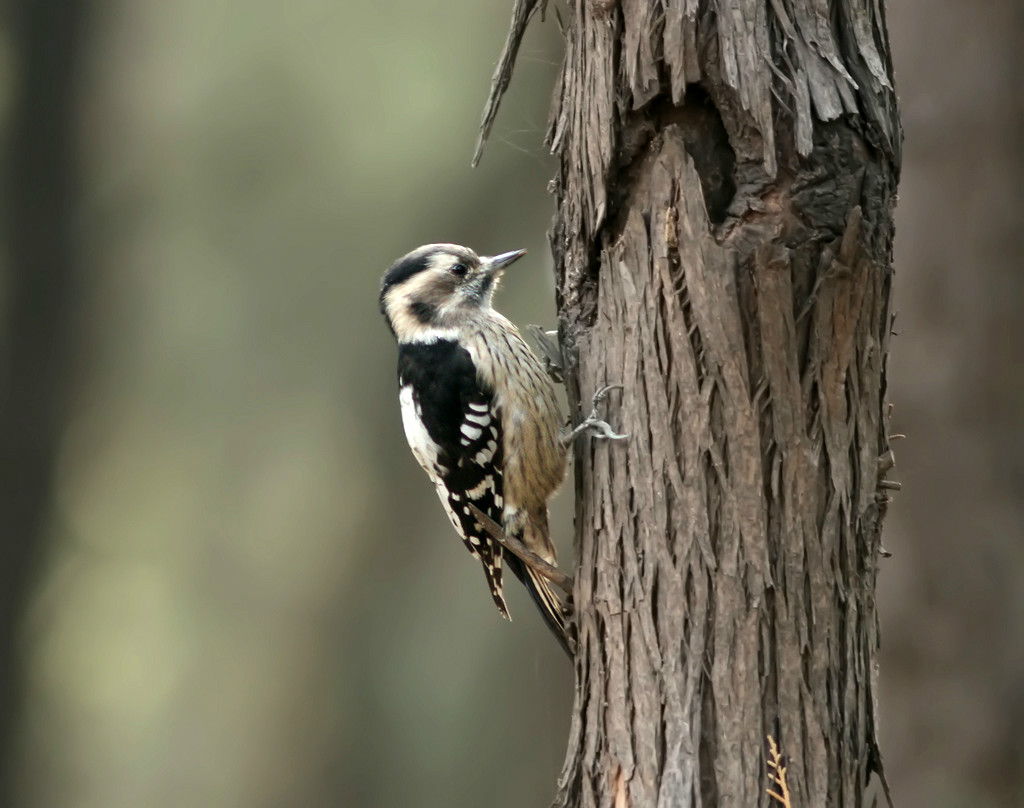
[0,1,1019,807]
[0,0,90,801]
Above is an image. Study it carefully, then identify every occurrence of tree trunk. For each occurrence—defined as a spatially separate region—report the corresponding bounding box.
[479,0,901,805]
[0,1,90,801]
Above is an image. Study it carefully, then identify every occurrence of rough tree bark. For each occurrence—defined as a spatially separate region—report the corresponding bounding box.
[478,0,901,805]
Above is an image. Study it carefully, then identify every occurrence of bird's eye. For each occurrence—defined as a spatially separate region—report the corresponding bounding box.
[450,263,468,278]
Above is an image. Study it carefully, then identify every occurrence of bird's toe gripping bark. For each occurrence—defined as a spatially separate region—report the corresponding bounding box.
[561,385,629,445]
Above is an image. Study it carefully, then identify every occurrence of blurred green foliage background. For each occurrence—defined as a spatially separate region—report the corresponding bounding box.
[1,1,1021,807]
[10,3,570,806]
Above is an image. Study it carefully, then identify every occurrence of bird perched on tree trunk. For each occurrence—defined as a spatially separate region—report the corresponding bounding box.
[379,243,571,654]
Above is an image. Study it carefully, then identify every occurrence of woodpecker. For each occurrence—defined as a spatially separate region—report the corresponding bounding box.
[380,243,571,654]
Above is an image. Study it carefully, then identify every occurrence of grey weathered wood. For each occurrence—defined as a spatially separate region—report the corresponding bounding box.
[478,0,901,805]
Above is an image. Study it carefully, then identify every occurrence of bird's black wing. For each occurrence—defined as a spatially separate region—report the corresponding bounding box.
[397,339,510,616]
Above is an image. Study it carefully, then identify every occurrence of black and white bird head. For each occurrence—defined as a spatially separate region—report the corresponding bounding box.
[380,243,526,340]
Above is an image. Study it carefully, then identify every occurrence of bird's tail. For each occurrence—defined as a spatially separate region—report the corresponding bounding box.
[504,552,573,657]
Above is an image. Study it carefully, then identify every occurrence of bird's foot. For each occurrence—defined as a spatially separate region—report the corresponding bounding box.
[561,385,629,445]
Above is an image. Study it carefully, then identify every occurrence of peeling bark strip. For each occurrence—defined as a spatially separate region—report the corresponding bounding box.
[478,0,900,806]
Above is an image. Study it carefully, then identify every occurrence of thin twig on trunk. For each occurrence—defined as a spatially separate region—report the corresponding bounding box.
[467,503,574,594]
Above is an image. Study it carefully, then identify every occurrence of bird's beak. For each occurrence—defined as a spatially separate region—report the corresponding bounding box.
[486,249,527,272]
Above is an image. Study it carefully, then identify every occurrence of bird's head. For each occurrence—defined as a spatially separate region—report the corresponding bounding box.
[379,243,526,339]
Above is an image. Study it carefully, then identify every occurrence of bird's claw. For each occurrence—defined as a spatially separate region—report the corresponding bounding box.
[591,384,622,405]
[561,385,629,445]
[571,417,629,442]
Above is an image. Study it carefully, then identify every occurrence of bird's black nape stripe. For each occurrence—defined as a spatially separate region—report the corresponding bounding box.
[380,252,432,299]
